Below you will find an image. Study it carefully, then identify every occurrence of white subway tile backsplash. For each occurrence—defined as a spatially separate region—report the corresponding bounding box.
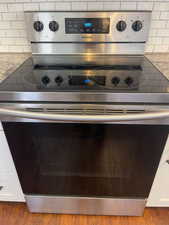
[162,37,169,44]
[72,2,87,10]
[145,44,154,53]
[157,29,169,37]
[151,20,167,29]
[5,30,25,37]
[8,4,23,12]
[0,30,5,37]
[31,0,45,2]
[40,3,55,10]
[0,21,10,29]
[160,12,169,20]
[149,37,163,45]
[149,29,158,37]
[18,29,27,37]
[154,44,168,52]
[14,38,28,45]
[121,2,137,10]
[87,2,104,10]
[1,38,16,45]
[152,11,160,20]
[0,4,7,12]
[55,2,71,10]
[2,13,16,21]
[154,2,169,11]
[23,3,39,11]
[8,45,25,52]
[0,45,8,52]
[16,12,24,20]
[22,45,31,52]
[0,0,15,2]
[16,0,31,2]
[11,21,25,29]
[137,2,153,10]
[1,37,28,45]
[103,2,120,10]
[0,1,169,53]
[65,0,94,2]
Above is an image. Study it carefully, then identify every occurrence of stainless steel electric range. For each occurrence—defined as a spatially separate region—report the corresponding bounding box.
[0,11,169,216]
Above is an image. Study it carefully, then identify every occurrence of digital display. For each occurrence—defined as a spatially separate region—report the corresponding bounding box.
[69,76,105,86]
[65,18,110,34]
[84,23,92,28]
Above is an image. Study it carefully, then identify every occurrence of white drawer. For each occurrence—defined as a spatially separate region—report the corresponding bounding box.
[0,173,25,202]
[0,122,3,131]
[147,135,169,207]
[0,131,25,202]
[147,161,169,207]
[0,131,16,173]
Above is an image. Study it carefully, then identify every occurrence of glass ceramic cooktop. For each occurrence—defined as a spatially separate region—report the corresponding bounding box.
[0,55,169,93]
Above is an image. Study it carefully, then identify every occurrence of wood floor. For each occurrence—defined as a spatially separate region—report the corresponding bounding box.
[0,203,169,225]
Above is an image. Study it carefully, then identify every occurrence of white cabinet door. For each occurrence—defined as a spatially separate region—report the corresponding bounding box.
[0,122,3,131]
[0,131,25,202]
[0,173,25,202]
[147,135,169,207]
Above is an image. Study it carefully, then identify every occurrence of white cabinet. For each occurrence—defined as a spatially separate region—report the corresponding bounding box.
[0,122,3,131]
[0,131,25,202]
[147,135,169,207]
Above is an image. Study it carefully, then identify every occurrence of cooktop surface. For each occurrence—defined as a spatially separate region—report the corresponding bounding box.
[0,55,168,93]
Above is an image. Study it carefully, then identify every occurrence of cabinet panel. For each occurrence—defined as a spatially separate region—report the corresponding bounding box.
[0,173,25,202]
[0,131,16,173]
[0,131,25,202]
[0,122,3,131]
[147,135,169,207]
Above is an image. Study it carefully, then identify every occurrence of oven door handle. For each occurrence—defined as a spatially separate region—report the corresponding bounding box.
[0,107,169,122]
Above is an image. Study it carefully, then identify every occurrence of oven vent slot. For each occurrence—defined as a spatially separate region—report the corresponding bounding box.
[26,108,145,115]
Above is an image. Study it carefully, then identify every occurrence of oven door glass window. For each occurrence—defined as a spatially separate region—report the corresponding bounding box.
[2,123,168,198]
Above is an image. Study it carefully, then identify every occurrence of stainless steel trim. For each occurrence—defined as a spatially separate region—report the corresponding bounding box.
[1,107,169,122]
[1,92,169,104]
[31,43,145,56]
[25,195,146,216]
[32,53,144,65]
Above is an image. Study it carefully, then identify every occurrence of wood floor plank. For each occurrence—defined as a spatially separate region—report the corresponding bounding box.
[0,203,169,225]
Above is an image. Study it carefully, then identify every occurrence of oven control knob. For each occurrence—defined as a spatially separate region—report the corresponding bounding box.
[116,21,127,32]
[42,76,50,85]
[112,77,120,86]
[33,21,44,32]
[125,77,133,86]
[132,20,142,32]
[55,76,63,84]
[49,21,59,32]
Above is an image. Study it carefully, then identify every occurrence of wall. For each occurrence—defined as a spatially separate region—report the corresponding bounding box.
[0,0,169,53]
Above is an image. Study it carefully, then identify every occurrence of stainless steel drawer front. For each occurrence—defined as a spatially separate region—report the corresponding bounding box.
[25,195,146,216]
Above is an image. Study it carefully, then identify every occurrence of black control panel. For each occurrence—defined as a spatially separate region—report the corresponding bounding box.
[65,18,110,34]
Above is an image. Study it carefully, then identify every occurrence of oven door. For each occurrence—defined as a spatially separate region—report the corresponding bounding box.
[1,104,169,216]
